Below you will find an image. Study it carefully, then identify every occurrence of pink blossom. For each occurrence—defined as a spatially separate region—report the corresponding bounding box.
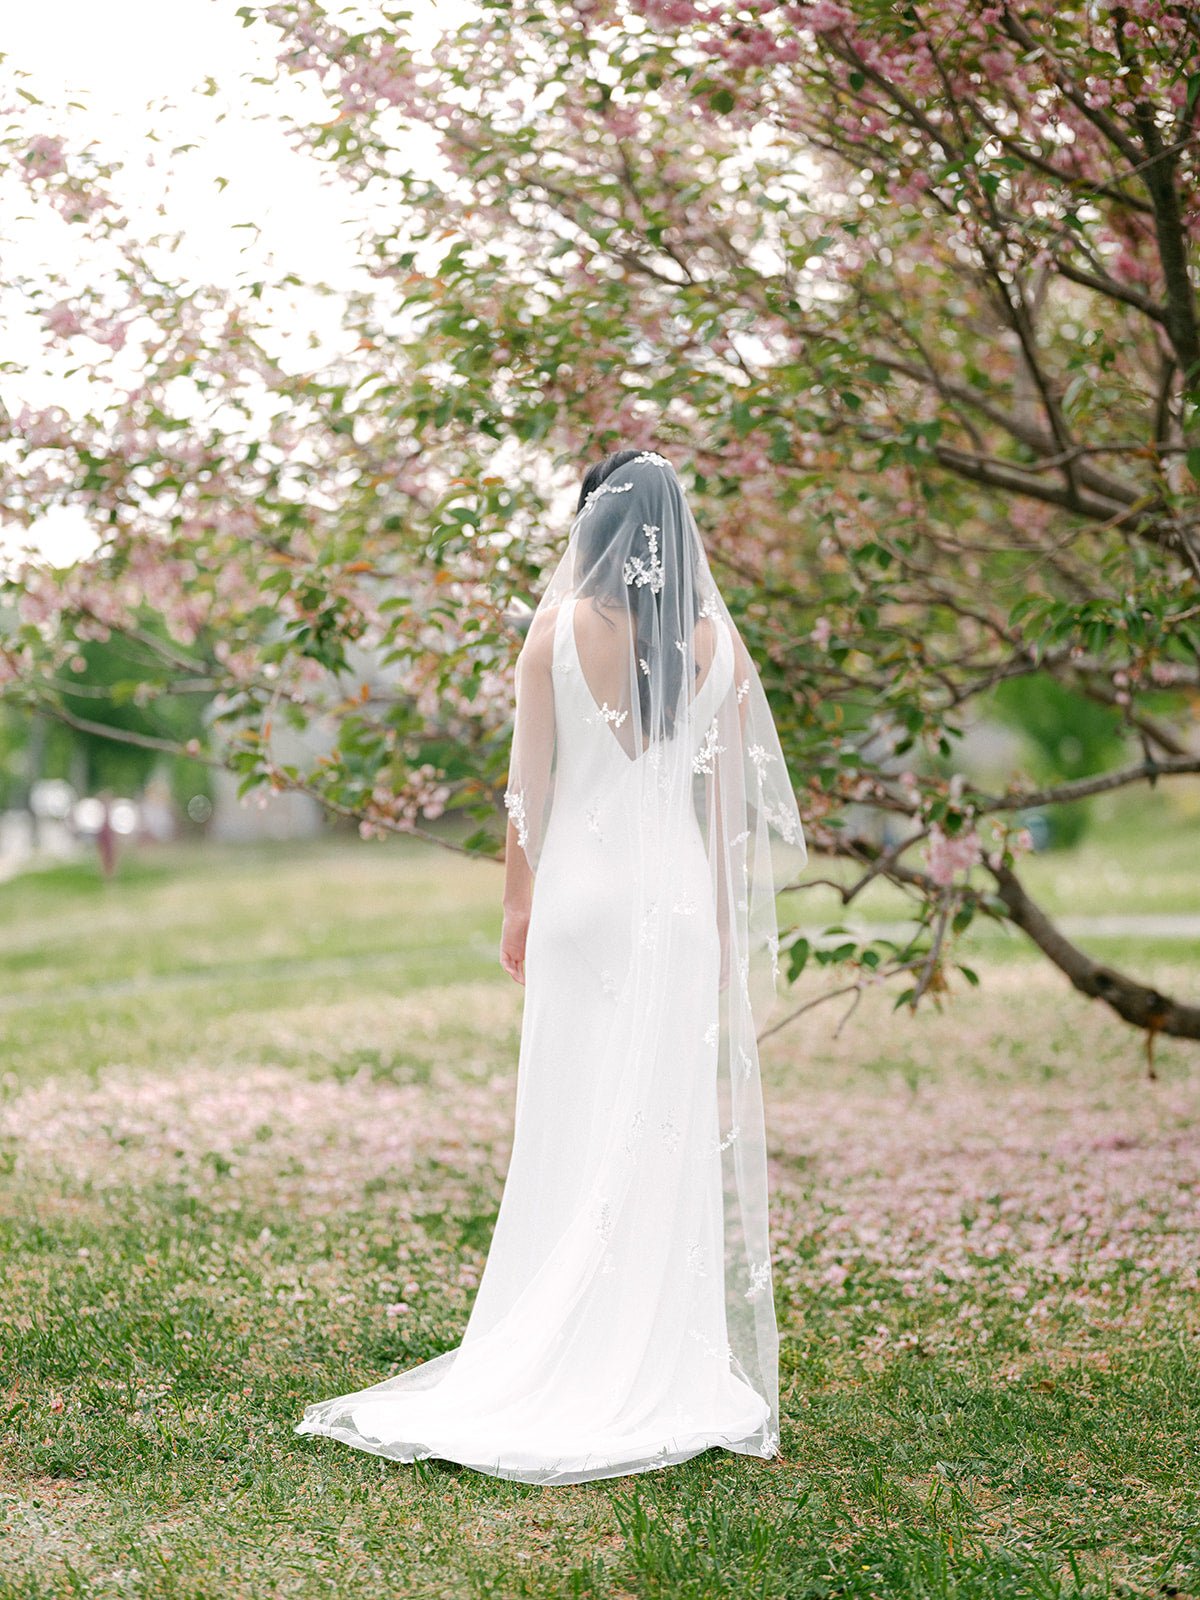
[49,183,113,221]
[44,302,83,340]
[804,0,851,32]
[978,49,1012,78]
[15,405,70,449]
[26,134,67,179]
[92,318,128,352]
[1113,245,1156,287]
[924,823,982,887]
[604,106,641,140]
[639,0,704,24]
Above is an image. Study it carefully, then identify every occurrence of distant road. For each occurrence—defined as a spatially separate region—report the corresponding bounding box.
[807,913,1200,943]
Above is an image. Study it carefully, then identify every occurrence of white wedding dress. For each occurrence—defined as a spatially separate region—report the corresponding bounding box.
[296,452,805,1484]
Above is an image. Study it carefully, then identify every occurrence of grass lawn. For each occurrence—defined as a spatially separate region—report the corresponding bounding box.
[0,834,1197,1599]
[792,782,1200,931]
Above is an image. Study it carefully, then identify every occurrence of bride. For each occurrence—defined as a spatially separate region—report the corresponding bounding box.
[295,448,806,1484]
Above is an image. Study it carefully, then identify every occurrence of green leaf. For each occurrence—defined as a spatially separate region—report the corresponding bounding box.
[461,827,500,856]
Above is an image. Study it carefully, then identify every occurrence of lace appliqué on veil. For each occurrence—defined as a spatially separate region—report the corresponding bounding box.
[747,744,777,782]
[579,477,634,516]
[765,801,803,845]
[503,787,528,850]
[588,701,628,729]
[745,1260,772,1302]
[692,720,725,776]
[690,1328,735,1364]
[622,523,665,594]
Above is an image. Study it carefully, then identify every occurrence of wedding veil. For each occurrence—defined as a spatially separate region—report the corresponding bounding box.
[503,449,806,1447]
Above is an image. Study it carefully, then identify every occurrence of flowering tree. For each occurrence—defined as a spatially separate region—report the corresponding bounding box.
[2,0,1198,1048]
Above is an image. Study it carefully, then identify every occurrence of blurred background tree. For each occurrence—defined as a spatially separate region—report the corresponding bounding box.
[1,0,1197,1041]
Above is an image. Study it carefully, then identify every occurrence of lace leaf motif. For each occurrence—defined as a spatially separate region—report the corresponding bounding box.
[503,787,528,850]
[622,523,664,594]
[692,719,725,776]
[579,478,634,516]
[745,1260,772,1302]
[589,701,628,729]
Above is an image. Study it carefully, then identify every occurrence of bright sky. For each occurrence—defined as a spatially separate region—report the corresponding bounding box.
[2,0,473,564]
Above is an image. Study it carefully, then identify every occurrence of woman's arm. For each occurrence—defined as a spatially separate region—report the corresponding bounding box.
[499,609,557,986]
[500,818,534,985]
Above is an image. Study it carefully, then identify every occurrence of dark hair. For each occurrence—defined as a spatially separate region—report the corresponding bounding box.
[575,448,643,513]
[573,447,699,735]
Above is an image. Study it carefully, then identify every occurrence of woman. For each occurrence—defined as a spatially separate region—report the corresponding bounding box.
[295,448,806,1484]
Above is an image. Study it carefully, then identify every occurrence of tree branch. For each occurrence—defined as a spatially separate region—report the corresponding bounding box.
[990,860,1200,1043]
[981,752,1200,812]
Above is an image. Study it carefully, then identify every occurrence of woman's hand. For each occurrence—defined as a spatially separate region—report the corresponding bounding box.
[500,907,530,986]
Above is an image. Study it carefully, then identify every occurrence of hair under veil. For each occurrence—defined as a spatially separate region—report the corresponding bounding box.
[503,449,806,1459]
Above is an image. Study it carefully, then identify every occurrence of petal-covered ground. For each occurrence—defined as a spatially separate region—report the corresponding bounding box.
[0,843,1197,1599]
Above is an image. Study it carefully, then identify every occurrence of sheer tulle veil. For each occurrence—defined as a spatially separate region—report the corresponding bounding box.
[504,449,807,1446]
[295,449,807,1480]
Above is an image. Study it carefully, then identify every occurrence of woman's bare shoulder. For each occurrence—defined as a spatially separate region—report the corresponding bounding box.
[692,614,718,665]
[519,602,560,667]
